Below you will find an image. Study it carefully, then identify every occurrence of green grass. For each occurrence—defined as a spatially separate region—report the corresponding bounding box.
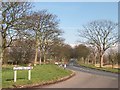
[2,64,72,88]
[77,61,119,73]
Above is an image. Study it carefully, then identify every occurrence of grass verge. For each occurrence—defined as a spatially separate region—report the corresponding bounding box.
[2,64,72,88]
[77,61,119,74]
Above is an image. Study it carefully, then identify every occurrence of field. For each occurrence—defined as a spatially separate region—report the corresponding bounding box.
[2,64,72,88]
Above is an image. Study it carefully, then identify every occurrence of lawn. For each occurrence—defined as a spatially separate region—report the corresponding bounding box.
[77,61,119,73]
[2,64,72,88]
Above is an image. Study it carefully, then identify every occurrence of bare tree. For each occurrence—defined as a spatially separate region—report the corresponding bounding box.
[79,20,118,67]
[49,38,64,61]
[40,29,62,64]
[107,48,118,68]
[27,10,61,65]
[38,13,61,64]
[8,39,35,64]
[1,2,31,63]
[88,45,98,65]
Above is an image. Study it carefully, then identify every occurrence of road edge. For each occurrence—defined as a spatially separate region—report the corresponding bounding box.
[76,64,119,74]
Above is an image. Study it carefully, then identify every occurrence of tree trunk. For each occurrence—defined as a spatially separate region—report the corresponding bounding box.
[1,31,7,64]
[0,32,3,65]
[112,61,114,69]
[43,53,46,64]
[39,51,42,65]
[0,49,3,65]
[0,48,6,65]
[94,58,96,66]
[87,58,89,64]
[39,56,42,65]
[34,47,38,66]
[100,54,104,68]
[83,57,85,64]
[0,34,2,62]
[34,40,38,66]
[94,54,97,66]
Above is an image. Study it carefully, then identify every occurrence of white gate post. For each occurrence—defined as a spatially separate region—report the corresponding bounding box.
[14,70,17,82]
[28,70,31,80]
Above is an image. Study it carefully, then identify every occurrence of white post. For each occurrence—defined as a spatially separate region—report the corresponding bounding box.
[28,70,31,80]
[14,70,17,82]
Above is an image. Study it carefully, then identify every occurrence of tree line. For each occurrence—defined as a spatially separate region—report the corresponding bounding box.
[73,44,118,68]
[0,2,118,68]
[0,2,73,65]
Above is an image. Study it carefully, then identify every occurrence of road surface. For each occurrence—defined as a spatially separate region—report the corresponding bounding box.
[35,66,118,88]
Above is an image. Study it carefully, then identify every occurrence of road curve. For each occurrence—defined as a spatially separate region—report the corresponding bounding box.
[68,65,118,78]
[36,66,118,88]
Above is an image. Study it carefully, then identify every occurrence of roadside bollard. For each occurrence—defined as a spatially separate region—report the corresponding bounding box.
[64,64,66,69]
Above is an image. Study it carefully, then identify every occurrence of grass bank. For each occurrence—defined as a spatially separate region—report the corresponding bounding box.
[77,61,119,74]
[2,64,72,88]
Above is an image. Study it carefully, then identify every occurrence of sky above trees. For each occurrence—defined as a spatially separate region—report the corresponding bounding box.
[32,2,117,46]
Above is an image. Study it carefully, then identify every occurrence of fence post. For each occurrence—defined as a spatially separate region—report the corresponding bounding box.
[28,70,31,80]
[14,70,17,82]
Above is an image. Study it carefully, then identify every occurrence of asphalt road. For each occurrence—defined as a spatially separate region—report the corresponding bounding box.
[35,60,119,88]
[68,65,118,78]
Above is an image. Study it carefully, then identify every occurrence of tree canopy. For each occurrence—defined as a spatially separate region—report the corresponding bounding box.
[79,20,118,67]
